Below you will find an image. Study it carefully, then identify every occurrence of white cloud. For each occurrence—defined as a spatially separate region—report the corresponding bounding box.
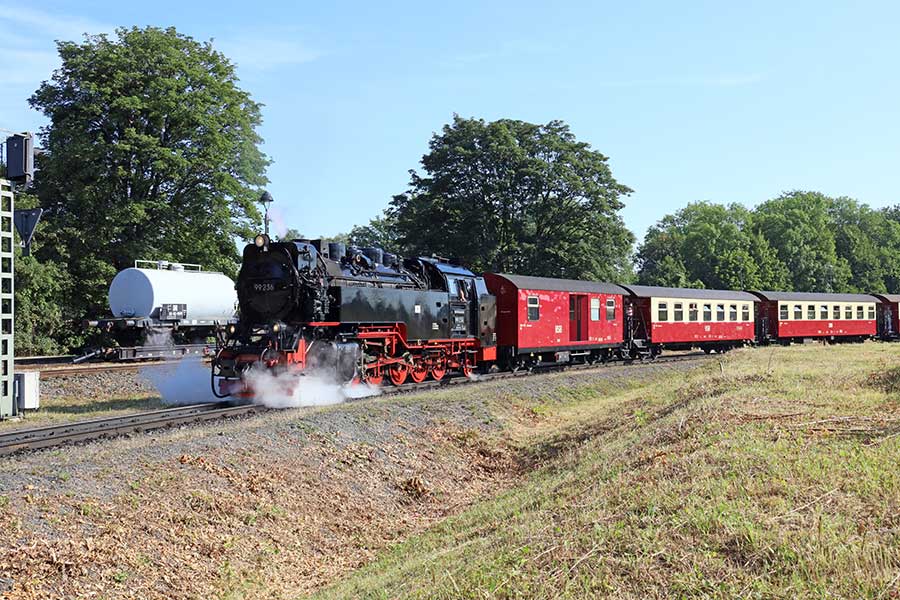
[214,35,321,72]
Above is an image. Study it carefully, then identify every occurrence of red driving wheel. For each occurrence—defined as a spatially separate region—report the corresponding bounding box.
[409,361,428,383]
[461,360,475,378]
[389,363,409,386]
[430,364,446,381]
[366,368,384,386]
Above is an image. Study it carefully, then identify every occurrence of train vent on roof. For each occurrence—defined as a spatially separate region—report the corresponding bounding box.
[620,285,759,302]
[492,274,629,295]
[750,291,881,303]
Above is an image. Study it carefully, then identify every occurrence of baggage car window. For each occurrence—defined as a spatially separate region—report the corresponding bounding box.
[742,304,750,321]
[729,304,737,321]
[590,297,600,321]
[658,302,668,322]
[856,305,864,319]
[845,306,853,319]
[794,305,802,320]
[527,296,540,321]
[716,304,725,321]
[807,305,816,320]
[689,303,698,322]
[833,305,840,320]
[703,304,712,321]
[820,305,828,320]
[674,303,684,321]
[868,305,875,319]
[606,298,616,320]
[780,304,789,320]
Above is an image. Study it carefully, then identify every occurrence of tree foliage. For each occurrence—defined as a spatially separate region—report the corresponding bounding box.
[27,26,268,337]
[390,116,635,280]
[638,192,900,293]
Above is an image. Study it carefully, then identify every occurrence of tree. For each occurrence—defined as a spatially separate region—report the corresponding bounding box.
[347,212,399,249]
[28,26,268,335]
[636,202,789,290]
[390,116,635,280]
[753,191,851,292]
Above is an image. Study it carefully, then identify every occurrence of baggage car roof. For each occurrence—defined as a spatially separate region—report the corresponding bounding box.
[489,274,629,295]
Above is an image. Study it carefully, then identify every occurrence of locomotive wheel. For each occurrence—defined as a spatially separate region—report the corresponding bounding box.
[366,368,384,386]
[430,366,446,381]
[389,363,409,386]
[461,361,475,379]
[409,362,428,383]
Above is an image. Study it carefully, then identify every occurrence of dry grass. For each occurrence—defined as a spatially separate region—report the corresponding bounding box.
[319,343,900,599]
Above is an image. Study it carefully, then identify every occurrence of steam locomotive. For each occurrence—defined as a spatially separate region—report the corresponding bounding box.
[212,235,496,396]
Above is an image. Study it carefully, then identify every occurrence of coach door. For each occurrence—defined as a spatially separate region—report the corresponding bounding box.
[569,294,587,341]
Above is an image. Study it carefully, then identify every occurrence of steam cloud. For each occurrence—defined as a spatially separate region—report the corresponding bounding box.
[244,367,381,408]
[141,356,218,406]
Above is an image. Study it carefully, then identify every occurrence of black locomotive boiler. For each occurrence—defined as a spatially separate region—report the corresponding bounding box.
[212,235,497,396]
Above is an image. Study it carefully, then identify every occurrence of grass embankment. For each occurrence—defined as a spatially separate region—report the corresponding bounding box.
[320,344,900,599]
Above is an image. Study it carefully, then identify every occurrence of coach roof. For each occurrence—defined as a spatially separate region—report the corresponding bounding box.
[750,290,881,303]
[620,284,758,302]
[490,274,629,295]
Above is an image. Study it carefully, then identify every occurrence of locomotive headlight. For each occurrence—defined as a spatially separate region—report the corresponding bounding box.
[227,324,236,335]
[254,234,269,248]
[272,322,281,333]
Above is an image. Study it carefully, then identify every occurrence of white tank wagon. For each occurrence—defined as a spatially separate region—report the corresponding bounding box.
[83,261,238,362]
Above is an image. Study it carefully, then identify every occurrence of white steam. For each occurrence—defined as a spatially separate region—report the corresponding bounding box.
[141,356,218,406]
[244,367,381,409]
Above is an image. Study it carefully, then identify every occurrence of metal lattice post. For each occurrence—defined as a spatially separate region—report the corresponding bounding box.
[0,180,13,417]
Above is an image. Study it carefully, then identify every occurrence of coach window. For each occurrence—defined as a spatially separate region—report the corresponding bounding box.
[673,302,684,321]
[716,304,725,321]
[794,304,802,320]
[703,303,712,321]
[807,305,816,320]
[780,304,789,320]
[689,303,698,322]
[727,304,736,321]
[868,305,876,320]
[658,302,668,322]
[856,305,864,320]
[527,296,540,321]
[844,305,852,319]
[590,297,600,321]
[820,305,829,320]
[833,305,840,320]
[606,298,616,320]
[742,304,751,322]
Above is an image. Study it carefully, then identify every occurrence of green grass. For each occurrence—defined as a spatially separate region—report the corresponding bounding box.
[316,344,900,599]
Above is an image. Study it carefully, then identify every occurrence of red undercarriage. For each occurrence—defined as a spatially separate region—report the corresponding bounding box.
[218,323,497,396]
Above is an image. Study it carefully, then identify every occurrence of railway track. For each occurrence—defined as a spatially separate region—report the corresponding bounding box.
[0,351,713,456]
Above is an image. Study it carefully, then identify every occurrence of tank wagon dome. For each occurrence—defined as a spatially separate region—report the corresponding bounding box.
[108,264,237,320]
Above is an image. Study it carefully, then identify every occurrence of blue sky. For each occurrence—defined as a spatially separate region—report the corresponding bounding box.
[2,1,899,243]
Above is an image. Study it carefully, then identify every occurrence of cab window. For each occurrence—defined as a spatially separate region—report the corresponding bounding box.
[673,302,684,322]
[590,297,600,321]
[689,303,698,322]
[658,302,668,322]
[780,304,789,320]
[527,296,540,321]
[606,298,616,320]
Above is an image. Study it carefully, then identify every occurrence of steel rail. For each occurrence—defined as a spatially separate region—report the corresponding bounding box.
[0,352,713,456]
